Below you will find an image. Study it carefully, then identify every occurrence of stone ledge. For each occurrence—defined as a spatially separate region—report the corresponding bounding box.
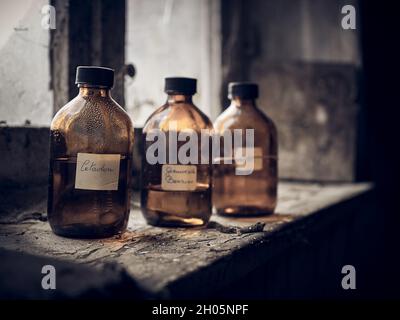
[0,182,373,298]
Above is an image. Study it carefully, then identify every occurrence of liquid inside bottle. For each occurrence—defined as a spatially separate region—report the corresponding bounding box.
[141,77,213,227]
[213,82,278,216]
[48,66,134,238]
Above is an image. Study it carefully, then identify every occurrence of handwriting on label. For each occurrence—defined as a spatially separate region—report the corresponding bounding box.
[75,153,120,190]
[161,165,197,191]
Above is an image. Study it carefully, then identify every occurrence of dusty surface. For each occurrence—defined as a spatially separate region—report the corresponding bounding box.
[0,182,372,296]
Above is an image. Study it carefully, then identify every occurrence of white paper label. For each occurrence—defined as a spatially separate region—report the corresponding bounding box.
[161,165,197,191]
[235,147,263,173]
[75,153,121,190]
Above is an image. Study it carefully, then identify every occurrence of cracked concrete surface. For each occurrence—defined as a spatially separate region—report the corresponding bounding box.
[0,182,372,298]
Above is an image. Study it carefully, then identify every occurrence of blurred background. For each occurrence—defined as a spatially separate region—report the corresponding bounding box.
[0,0,362,182]
[0,0,399,298]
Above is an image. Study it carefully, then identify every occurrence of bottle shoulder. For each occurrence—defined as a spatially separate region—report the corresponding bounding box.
[214,105,275,133]
[214,105,278,154]
[50,96,81,129]
[51,95,133,131]
[143,102,213,132]
[50,95,134,156]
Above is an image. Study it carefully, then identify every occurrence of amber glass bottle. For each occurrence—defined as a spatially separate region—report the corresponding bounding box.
[141,77,213,227]
[213,82,278,216]
[48,66,134,238]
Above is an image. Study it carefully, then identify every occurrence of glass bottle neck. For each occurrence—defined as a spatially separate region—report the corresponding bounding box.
[79,85,111,97]
[167,93,193,104]
[230,97,257,108]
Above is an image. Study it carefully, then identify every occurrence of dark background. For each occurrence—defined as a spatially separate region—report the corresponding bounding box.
[360,0,400,298]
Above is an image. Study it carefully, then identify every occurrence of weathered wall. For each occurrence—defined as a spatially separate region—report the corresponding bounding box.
[0,0,52,126]
[247,0,360,65]
[0,126,49,187]
[258,62,358,181]
[222,0,362,181]
[0,0,363,182]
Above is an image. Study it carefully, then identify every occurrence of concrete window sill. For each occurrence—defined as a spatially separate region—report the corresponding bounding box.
[0,182,375,299]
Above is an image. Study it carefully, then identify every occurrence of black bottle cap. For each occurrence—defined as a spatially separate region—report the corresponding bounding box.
[75,66,114,88]
[228,82,259,99]
[164,77,197,95]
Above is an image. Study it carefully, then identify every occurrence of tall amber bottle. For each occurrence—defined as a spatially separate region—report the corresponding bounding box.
[213,82,278,216]
[141,77,213,227]
[48,66,134,238]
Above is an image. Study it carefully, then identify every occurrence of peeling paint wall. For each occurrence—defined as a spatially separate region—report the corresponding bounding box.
[224,0,362,181]
[247,0,360,65]
[0,0,52,126]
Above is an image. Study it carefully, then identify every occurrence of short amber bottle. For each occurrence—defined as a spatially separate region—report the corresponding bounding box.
[213,82,278,216]
[141,77,213,227]
[48,66,134,238]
